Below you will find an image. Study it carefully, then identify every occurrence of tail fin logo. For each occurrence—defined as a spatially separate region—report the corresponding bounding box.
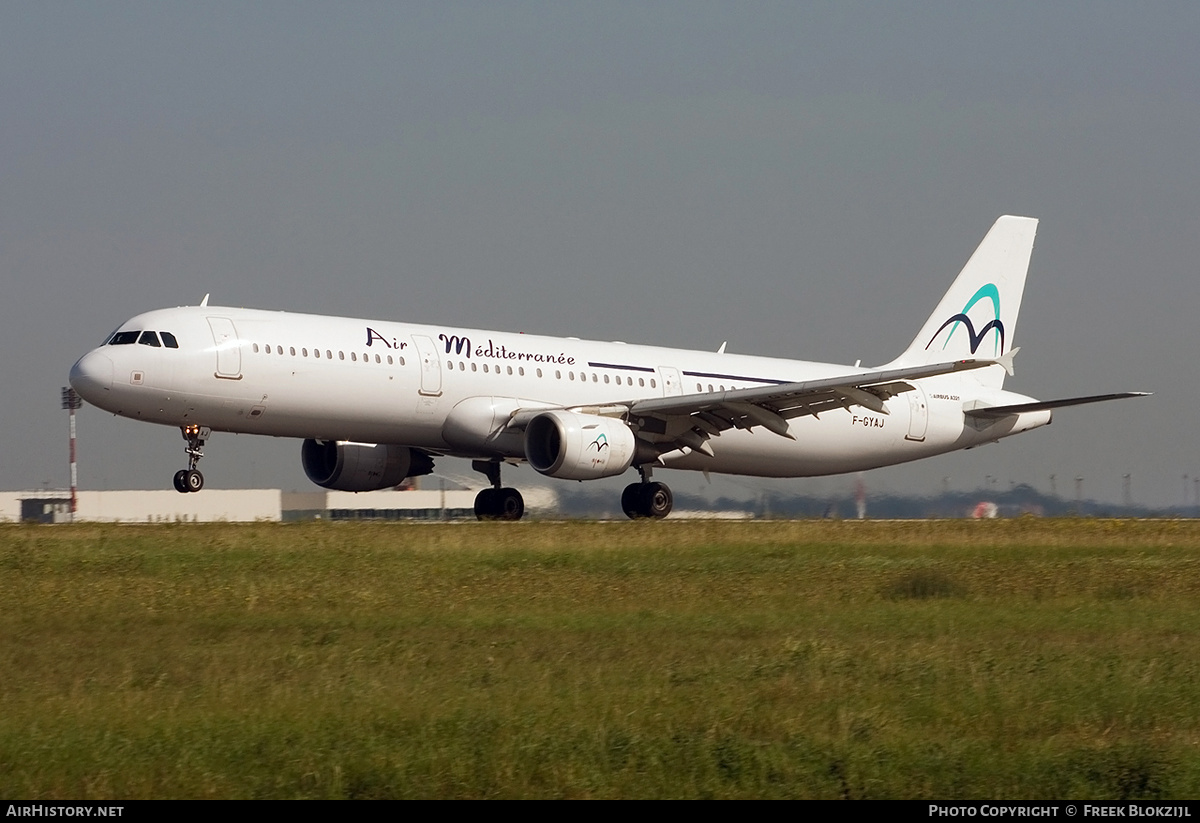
[925,283,1005,356]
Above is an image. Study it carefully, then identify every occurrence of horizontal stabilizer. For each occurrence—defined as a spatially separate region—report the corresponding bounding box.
[996,346,1018,377]
[965,392,1150,420]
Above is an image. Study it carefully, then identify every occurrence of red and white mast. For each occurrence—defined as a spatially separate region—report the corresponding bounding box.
[62,387,82,521]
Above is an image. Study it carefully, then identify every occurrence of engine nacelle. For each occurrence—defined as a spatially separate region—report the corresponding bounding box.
[524,411,637,480]
[301,440,432,491]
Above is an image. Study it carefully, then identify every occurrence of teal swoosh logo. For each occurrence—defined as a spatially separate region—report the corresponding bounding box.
[925,283,1004,356]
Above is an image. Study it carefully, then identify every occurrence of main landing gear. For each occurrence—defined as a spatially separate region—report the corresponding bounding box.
[472,459,525,521]
[622,466,674,519]
[172,424,210,493]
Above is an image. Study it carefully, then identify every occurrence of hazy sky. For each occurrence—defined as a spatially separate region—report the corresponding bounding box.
[4,2,1197,507]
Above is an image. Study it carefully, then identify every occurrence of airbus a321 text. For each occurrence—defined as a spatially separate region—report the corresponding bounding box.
[69,216,1145,519]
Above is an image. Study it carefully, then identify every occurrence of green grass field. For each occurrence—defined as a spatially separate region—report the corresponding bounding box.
[3,519,1200,799]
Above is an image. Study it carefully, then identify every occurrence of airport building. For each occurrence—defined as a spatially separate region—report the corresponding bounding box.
[0,487,558,523]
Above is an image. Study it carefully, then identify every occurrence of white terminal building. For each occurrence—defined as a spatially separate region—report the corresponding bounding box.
[0,487,558,524]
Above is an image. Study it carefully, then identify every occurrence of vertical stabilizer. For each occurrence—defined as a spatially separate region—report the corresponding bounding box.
[884,215,1038,388]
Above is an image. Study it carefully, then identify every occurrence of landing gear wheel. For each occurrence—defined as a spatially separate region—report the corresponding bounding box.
[475,487,525,521]
[621,483,642,519]
[184,469,204,493]
[622,481,674,519]
[640,482,673,519]
[470,460,525,521]
[474,488,498,520]
[497,488,524,521]
[175,425,210,493]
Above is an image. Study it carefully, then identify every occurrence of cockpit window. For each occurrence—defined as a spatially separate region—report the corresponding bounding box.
[138,331,162,347]
[160,332,179,348]
[108,330,141,345]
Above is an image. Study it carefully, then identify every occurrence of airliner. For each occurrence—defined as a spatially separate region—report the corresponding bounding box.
[68,216,1145,519]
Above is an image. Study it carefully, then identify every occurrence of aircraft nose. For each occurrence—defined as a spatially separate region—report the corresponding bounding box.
[69,349,114,402]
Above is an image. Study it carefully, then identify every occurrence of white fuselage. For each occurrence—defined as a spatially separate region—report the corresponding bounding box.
[69,305,1050,481]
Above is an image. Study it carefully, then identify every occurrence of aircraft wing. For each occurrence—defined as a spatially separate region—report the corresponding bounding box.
[621,357,1010,455]
[508,355,1014,459]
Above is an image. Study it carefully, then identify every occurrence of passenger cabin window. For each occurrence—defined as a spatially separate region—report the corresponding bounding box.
[137,331,161,347]
[108,331,141,346]
[160,332,179,348]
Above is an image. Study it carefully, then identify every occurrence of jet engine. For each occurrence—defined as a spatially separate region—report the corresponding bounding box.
[301,439,433,491]
[524,411,637,480]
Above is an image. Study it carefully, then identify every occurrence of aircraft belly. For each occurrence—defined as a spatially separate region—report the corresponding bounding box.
[664,403,968,477]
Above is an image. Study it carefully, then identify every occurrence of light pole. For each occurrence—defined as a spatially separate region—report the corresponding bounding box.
[61,387,82,521]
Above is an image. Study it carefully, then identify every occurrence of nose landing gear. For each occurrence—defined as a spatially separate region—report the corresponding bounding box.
[173,425,210,493]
